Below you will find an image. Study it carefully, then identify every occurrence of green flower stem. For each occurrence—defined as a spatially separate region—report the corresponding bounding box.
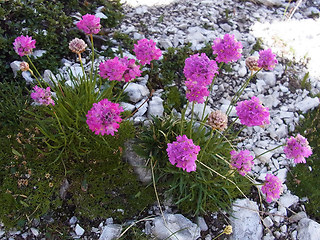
[196,160,248,199]
[199,129,214,162]
[253,144,285,161]
[26,55,43,87]
[224,116,239,134]
[90,34,95,82]
[235,125,247,138]
[200,62,224,122]
[189,101,195,138]
[52,109,67,147]
[115,81,130,103]
[226,68,261,116]
[212,232,224,240]
[78,53,86,79]
[180,101,189,135]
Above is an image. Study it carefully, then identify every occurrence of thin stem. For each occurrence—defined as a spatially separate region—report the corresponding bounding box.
[90,34,95,82]
[26,55,43,87]
[189,101,195,138]
[199,129,214,161]
[78,53,86,79]
[253,144,285,161]
[212,232,224,240]
[115,81,130,103]
[180,101,189,135]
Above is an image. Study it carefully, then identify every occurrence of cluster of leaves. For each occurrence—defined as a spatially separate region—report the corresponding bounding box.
[0,0,123,83]
[135,113,251,215]
[287,106,320,221]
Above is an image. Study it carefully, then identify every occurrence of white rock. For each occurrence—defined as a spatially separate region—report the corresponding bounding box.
[263,233,275,240]
[95,12,108,19]
[275,125,288,139]
[30,228,39,237]
[280,225,287,233]
[135,6,148,14]
[124,83,150,103]
[120,102,135,112]
[220,23,232,32]
[289,212,308,223]
[295,97,319,113]
[263,216,274,228]
[43,69,57,86]
[279,193,299,208]
[134,99,148,117]
[10,61,22,77]
[0,231,4,238]
[238,65,247,77]
[159,38,173,49]
[253,147,273,163]
[75,224,85,236]
[99,224,122,240]
[230,199,263,240]
[258,72,276,87]
[276,168,287,183]
[186,103,212,120]
[22,71,34,84]
[32,50,46,59]
[151,214,201,240]
[256,0,284,6]
[147,96,164,118]
[297,218,320,240]
[69,216,78,225]
[196,216,208,232]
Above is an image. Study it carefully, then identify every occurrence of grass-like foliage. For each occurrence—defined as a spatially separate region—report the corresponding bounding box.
[287,106,320,221]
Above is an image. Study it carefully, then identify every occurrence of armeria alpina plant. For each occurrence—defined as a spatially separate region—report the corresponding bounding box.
[136,34,313,215]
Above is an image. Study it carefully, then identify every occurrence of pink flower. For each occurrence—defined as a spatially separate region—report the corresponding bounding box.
[133,39,162,65]
[166,135,200,172]
[86,99,123,136]
[235,96,270,127]
[284,134,312,164]
[76,14,101,35]
[185,80,209,103]
[261,174,283,203]
[99,57,127,81]
[184,53,219,86]
[120,57,142,82]
[257,49,278,71]
[13,35,36,57]
[230,150,254,176]
[212,34,242,63]
[30,86,55,106]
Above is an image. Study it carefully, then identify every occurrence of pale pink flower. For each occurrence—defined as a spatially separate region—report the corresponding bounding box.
[13,35,36,57]
[261,174,283,203]
[284,134,312,164]
[30,86,55,106]
[230,150,254,176]
[69,38,87,54]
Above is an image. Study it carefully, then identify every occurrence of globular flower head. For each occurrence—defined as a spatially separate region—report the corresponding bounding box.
[69,38,87,54]
[76,14,101,35]
[257,49,278,71]
[86,99,123,136]
[284,134,312,164]
[185,80,209,103]
[99,57,127,81]
[133,39,162,65]
[184,53,219,86]
[20,62,30,72]
[230,150,254,176]
[13,35,36,57]
[120,57,142,82]
[245,56,260,72]
[212,34,242,63]
[166,135,200,172]
[30,85,55,106]
[236,96,270,127]
[207,110,228,131]
[261,174,283,203]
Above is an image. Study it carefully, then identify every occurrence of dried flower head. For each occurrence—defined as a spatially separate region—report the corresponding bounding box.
[45,173,51,179]
[212,34,242,63]
[230,150,254,176]
[245,56,260,71]
[13,35,36,57]
[76,14,101,35]
[235,96,270,127]
[184,53,219,86]
[185,80,209,103]
[49,182,54,188]
[261,174,283,203]
[69,38,87,54]
[223,225,233,235]
[207,110,228,131]
[284,134,312,164]
[20,62,30,72]
[257,49,278,71]
[30,85,55,106]
[86,99,124,136]
[133,38,162,65]
[166,135,201,172]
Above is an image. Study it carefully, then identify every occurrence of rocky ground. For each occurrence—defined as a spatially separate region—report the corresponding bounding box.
[3,0,320,239]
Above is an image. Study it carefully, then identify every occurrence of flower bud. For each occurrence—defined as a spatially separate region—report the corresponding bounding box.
[245,56,260,71]
[207,110,228,131]
[20,62,30,72]
[69,38,87,54]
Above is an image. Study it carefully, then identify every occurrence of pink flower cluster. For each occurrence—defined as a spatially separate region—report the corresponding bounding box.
[185,80,209,104]
[230,150,254,176]
[184,53,219,86]
[261,174,283,203]
[283,134,312,164]
[76,14,101,35]
[13,35,36,57]
[257,49,278,71]
[133,39,162,65]
[86,99,123,136]
[183,53,218,103]
[30,85,55,106]
[166,135,201,172]
[99,57,141,82]
[212,34,242,63]
[236,96,270,127]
